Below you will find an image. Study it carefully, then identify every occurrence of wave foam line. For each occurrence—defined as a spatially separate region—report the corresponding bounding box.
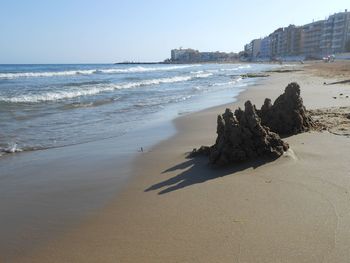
[99,65,199,74]
[0,70,96,79]
[0,72,212,103]
[0,65,200,79]
[212,77,243,86]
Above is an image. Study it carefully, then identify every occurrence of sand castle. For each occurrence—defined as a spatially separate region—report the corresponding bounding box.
[258,82,314,135]
[191,82,314,166]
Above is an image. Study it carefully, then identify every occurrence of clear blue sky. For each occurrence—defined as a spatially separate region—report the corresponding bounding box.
[0,0,349,63]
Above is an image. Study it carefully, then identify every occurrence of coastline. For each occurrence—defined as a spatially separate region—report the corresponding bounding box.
[5,62,350,262]
[0,62,270,158]
[0,63,268,260]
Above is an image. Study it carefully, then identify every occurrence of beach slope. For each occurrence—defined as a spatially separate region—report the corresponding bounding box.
[16,63,350,262]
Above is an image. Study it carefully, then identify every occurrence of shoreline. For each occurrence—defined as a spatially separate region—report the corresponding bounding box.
[0,62,274,159]
[5,62,350,262]
[0,64,274,260]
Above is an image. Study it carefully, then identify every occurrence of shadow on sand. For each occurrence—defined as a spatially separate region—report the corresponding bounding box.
[145,156,275,195]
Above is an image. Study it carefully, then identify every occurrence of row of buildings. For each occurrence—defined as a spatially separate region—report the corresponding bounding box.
[169,48,238,63]
[244,10,350,60]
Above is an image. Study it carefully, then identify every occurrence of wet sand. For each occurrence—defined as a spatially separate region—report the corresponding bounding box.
[5,61,350,262]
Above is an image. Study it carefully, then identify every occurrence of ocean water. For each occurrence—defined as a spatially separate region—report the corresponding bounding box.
[0,63,280,156]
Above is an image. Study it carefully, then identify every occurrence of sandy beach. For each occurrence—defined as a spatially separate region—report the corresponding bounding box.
[5,61,350,262]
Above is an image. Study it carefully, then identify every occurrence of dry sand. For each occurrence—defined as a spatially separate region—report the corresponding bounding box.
[9,62,350,262]
[305,60,350,79]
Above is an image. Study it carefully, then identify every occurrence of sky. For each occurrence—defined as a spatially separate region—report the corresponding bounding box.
[0,0,349,63]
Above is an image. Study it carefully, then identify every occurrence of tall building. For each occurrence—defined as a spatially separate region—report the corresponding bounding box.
[301,20,324,58]
[270,28,284,58]
[283,25,302,56]
[320,10,350,55]
[243,9,350,60]
[244,39,262,60]
[252,39,262,58]
[259,36,271,58]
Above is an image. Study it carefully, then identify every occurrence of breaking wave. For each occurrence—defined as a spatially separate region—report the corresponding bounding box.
[0,70,96,79]
[0,65,199,79]
[97,65,199,74]
[212,77,242,86]
[0,143,23,154]
[0,72,212,103]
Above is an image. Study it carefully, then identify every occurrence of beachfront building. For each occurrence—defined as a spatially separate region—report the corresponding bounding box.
[244,43,252,56]
[270,28,284,58]
[259,36,271,59]
[252,39,262,59]
[171,48,200,63]
[283,25,302,56]
[170,48,238,63]
[242,9,350,60]
[301,20,324,58]
[203,51,238,62]
[270,25,302,58]
[320,10,350,55]
[244,39,262,60]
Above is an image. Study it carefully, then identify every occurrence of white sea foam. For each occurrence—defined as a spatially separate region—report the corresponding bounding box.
[1,143,22,153]
[207,69,220,73]
[220,68,239,72]
[0,72,212,103]
[212,81,236,86]
[190,71,213,78]
[100,65,198,74]
[212,77,242,86]
[0,70,96,79]
[219,65,251,72]
[0,65,199,79]
[190,70,204,74]
[238,65,251,69]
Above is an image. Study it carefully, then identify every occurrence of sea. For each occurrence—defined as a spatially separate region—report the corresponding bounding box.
[0,63,281,156]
